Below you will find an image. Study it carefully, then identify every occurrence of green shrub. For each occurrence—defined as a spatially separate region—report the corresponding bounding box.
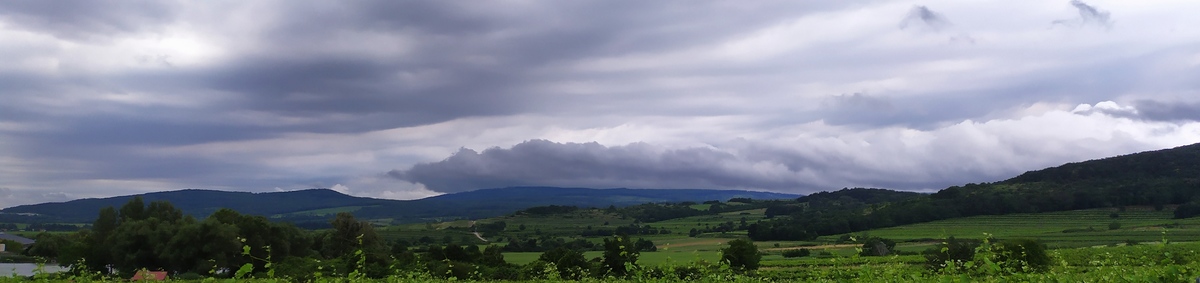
[721,239,761,273]
[782,249,811,258]
[993,239,1051,272]
[537,247,589,280]
[924,237,980,271]
[672,265,706,280]
[859,237,896,256]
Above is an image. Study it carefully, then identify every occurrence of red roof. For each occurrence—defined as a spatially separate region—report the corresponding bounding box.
[130,270,168,281]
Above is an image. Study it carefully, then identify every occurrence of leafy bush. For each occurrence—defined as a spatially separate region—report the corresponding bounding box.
[924,237,980,271]
[993,239,1051,272]
[602,236,640,277]
[1174,203,1200,219]
[537,247,589,280]
[782,249,811,258]
[859,237,896,256]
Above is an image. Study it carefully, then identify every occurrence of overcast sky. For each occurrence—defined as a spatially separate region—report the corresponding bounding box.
[3,0,1200,208]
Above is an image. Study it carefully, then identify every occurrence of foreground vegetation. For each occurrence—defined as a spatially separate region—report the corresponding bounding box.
[4,239,1200,282]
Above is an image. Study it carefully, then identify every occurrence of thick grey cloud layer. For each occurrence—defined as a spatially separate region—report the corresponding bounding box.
[1134,100,1200,122]
[2,0,1200,207]
[393,104,1200,194]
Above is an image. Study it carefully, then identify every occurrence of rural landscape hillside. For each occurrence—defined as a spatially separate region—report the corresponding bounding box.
[0,187,798,226]
[3,143,1200,281]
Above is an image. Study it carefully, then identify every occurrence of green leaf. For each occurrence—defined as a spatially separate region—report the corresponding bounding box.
[235,263,254,279]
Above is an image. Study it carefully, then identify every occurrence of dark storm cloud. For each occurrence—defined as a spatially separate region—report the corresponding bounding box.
[1133,100,1200,122]
[1053,0,1112,29]
[390,140,821,193]
[390,139,1003,194]
[203,56,525,129]
[0,0,179,41]
[183,1,854,133]
[900,6,951,31]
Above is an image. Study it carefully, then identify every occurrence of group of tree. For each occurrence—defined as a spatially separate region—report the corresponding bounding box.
[21,197,393,278]
[687,219,751,237]
[609,199,786,223]
[19,197,689,280]
[581,224,671,237]
[500,237,598,252]
[923,236,1051,274]
[515,205,579,216]
[498,235,656,253]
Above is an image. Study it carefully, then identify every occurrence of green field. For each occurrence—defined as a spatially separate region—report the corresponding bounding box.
[503,250,721,266]
[381,206,1200,268]
[824,206,1200,248]
[366,204,1200,282]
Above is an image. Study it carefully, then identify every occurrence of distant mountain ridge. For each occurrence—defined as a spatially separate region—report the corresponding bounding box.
[0,187,801,225]
[0,188,399,223]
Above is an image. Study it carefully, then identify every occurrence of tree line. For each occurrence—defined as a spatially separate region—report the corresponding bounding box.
[20,197,711,280]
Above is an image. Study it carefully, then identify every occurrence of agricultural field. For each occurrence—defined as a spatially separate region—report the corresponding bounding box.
[376,205,1200,258]
[376,209,639,244]
[7,205,1200,282]
[825,206,1200,248]
[503,250,722,266]
[7,242,1198,282]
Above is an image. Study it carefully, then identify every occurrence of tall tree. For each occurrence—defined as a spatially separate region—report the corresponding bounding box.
[118,196,146,222]
[721,239,761,272]
[322,212,389,278]
[145,201,185,223]
[324,212,382,258]
[166,218,240,274]
[83,207,119,272]
[601,235,639,277]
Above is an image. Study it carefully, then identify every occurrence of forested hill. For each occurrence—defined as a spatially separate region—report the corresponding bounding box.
[0,189,400,223]
[1,187,800,225]
[749,142,1200,241]
[1004,142,1200,185]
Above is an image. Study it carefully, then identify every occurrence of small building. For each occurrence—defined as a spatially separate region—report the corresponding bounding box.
[0,233,35,245]
[130,270,169,281]
[0,233,34,252]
